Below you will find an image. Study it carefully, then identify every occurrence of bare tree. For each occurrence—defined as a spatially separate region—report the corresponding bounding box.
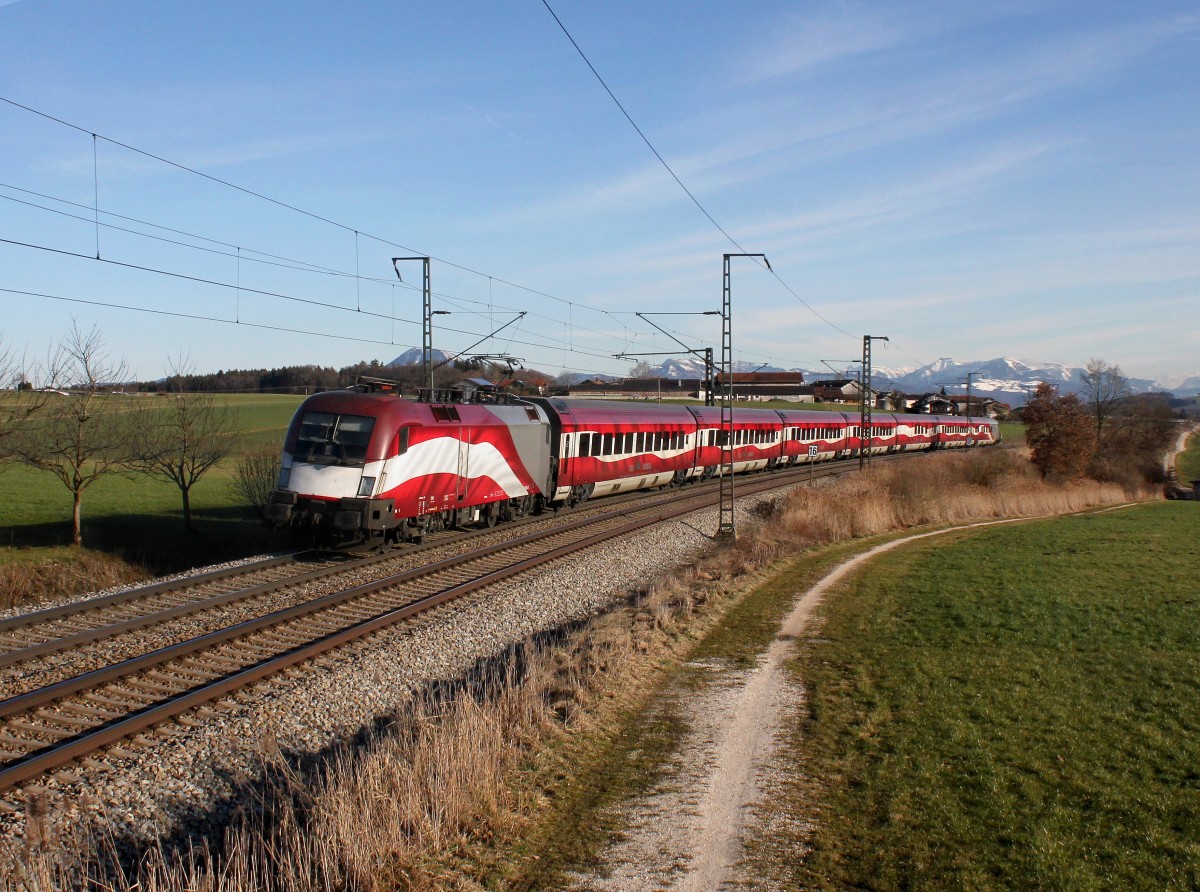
[130,356,237,532]
[1022,382,1096,480]
[9,324,139,546]
[628,360,656,379]
[1091,392,1180,484]
[0,336,50,464]
[1081,358,1130,440]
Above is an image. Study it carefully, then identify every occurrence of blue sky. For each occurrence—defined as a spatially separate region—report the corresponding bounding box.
[1,0,1197,385]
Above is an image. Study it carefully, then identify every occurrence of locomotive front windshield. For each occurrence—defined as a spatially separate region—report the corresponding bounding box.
[296,412,376,464]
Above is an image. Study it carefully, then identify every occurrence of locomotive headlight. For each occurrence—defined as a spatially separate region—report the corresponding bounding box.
[357,476,376,497]
[277,467,291,489]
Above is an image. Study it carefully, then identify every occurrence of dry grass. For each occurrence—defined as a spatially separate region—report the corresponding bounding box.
[743,450,1137,568]
[2,449,1145,891]
[0,550,147,610]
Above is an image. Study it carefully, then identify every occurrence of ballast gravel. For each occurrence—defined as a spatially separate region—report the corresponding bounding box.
[0,494,779,853]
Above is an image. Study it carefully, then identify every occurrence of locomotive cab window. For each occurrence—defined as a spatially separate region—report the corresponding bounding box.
[297,412,376,464]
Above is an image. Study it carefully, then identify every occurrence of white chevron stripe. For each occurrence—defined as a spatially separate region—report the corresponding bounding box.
[378,436,531,497]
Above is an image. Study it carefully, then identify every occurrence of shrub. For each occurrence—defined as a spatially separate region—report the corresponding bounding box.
[229,449,281,520]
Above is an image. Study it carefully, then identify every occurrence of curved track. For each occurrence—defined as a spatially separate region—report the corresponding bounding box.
[0,454,907,794]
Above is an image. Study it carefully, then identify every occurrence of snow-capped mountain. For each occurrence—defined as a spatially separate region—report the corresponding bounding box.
[870,358,1159,405]
[654,357,791,379]
[637,356,1167,405]
[1166,376,1200,398]
[387,347,453,367]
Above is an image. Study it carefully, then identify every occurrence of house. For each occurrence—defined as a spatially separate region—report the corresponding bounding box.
[708,372,812,402]
[567,377,704,400]
[812,378,864,403]
[908,392,956,414]
[948,396,1010,419]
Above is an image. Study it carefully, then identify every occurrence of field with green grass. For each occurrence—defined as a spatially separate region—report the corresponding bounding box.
[0,393,302,566]
[1175,431,1200,483]
[790,502,1200,889]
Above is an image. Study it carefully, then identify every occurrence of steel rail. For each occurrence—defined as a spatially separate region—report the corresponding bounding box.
[0,465,834,794]
[0,553,306,636]
[0,451,904,676]
[0,555,372,670]
[0,501,691,792]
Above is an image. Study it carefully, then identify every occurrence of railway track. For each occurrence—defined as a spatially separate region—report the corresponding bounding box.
[0,457,870,795]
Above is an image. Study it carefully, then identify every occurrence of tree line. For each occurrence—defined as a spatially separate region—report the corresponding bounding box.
[140,358,550,395]
[1021,359,1181,485]
[148,359,400,395]
[1,328,1185,549]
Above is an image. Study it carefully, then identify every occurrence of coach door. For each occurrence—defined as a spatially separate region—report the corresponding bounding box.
[457,426,471,503]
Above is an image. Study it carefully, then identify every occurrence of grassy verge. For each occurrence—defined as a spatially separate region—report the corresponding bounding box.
[1175,431,1200,483]
[774,502,1200,889]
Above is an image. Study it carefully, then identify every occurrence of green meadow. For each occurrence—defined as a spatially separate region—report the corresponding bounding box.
[0,393,303,563]
[791,502,1200,889]
[1175,431,1200,484]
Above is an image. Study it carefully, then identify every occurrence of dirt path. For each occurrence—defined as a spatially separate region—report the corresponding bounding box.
[1166,426,1195,477]
[567,518,1055,891]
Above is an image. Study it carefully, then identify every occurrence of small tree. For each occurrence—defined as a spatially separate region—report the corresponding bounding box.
[231,448,281,521]
[628,360,656,379]
[1081,358,1130,441]
[130,357,237,532]
[1022,382,1096,480]
[1094,393,1179,483]
[10,324,139,546]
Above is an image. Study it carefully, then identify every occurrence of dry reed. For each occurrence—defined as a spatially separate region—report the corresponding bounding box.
[0,552,146,610]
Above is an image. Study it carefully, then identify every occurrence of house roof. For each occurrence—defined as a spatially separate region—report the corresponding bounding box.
[713,372,805,385]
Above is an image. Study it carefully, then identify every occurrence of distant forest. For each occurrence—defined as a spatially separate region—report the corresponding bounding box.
[138,360,550,395]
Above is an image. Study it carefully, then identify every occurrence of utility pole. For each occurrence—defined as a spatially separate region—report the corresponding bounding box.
[391,256,433,394]
[963,370,982,444]
[859,335,888,469]
[717,253,770,540]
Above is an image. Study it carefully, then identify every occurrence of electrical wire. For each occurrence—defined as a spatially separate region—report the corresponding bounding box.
[1,94,872,372]
[539,1,861,343]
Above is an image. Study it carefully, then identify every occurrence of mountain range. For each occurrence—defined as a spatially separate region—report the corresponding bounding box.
[629,356,1175,406]
[387,349,1189,406]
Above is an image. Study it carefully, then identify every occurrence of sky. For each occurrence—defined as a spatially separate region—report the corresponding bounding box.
[0,0,1197,387]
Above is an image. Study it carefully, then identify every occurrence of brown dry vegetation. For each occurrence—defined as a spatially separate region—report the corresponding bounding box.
[0,552,148,611]
[4,449,1143,891]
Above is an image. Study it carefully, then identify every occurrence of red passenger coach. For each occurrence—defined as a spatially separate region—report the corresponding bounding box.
[529,398,698,505]
[268,379,1001,549]
[688,405,785,474]
[777,409,855,463]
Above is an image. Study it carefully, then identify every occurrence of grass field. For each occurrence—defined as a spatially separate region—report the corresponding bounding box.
[1175,431,1200,483]
[788,502,1200,889]
[0,393,302,568]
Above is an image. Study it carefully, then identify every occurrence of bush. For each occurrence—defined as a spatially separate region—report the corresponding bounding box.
[230,449,281,520]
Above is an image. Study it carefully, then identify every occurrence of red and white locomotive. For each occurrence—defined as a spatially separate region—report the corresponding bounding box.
[266,379,999,547]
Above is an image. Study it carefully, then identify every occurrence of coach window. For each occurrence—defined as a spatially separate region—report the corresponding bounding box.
[577,433,590,457]
[394,427,410,456]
